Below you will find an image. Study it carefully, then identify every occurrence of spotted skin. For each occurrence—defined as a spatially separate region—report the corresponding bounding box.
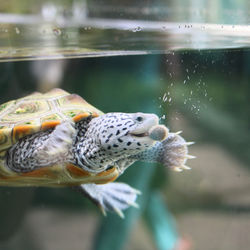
[72,113,160,174]
[7,121,76,173]
[6,129,52,173]
[6,113,160,175]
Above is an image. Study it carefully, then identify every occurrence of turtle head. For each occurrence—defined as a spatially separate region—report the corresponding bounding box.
[74,112,169,173]
[90,112,168,156]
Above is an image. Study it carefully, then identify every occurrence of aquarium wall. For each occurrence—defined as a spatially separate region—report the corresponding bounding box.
[0,1,250,250]
[1,0,250,61]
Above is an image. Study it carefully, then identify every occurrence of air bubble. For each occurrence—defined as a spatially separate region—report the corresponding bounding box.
[15,27,20,34]
[162,93,168,102]
[132,27,142,32]
[53,28,61,36]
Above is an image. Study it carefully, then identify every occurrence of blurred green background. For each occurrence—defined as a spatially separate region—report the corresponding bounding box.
[0,50,249,250]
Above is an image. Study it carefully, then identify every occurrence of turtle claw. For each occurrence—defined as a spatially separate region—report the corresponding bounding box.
[185,142,195,146]
[173,166,183,172]
[76,182,139,217]
[113,207,125,219]
[186,155,196,159]
[126,200,140,209]
[130,187,142,195]
[173,164,192,172]
[181,165,192,170]
[174,130,183,135]
[99,206,107,217]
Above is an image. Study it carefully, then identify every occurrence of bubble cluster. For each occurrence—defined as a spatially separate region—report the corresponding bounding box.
[158,54,213,118]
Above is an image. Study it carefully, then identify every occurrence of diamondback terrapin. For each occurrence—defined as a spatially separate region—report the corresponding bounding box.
[0,88,194,217]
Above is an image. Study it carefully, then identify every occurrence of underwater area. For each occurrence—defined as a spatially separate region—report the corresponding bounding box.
[0,1,250,250]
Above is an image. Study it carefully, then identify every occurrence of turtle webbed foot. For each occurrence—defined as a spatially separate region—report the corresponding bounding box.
[75,182,140,218]
[161,132,195,172]
[42,121,76,156]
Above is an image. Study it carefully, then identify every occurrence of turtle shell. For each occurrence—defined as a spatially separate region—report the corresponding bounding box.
[0,88,119,187]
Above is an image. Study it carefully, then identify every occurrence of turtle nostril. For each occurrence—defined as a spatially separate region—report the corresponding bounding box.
[136,116,143,122]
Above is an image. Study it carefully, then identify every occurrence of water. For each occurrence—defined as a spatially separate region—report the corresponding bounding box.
[1,12,250,61]
[0,49,249,250]
[1,21,250,62]
[0,2,250,250]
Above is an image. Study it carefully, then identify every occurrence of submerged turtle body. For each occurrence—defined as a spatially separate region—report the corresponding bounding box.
[0,88,194,217]
[0,88,119,186]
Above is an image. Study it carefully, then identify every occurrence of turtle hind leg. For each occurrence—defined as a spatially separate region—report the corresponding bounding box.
[74,183,140,218]
[6,121,77,173]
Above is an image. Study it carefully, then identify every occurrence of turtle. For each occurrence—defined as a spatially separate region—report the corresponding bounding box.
[0,88,194,218]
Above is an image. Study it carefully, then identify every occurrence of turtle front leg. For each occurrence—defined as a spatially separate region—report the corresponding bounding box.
[74,183,140,218]
[6,121,77,173]
[131,132,195,172]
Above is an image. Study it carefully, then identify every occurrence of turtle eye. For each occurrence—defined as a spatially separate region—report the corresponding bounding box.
[136,116,144,122]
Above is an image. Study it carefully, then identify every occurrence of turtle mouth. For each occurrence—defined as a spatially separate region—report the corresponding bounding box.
[130,132,149,138]
[129,114,159,139]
